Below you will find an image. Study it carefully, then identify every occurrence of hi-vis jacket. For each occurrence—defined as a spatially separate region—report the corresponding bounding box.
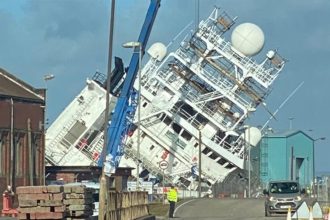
[167,188,178,202]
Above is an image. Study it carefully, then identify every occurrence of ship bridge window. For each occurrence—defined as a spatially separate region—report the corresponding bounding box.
[62,121,87,148]
[217,158,227,165]
[165,131,186,150]
[180,103,195,116]
[181,130,192,141]
[196,113,209,126]
[209,152,219,160]
[225,163,234,169]
[176,139,187,149]
[164,116,172,125]
[78,95,84,103]
[172,123,182,134]
[202,147,211,155]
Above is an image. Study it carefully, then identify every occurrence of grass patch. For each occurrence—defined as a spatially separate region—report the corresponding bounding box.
[148,199,193,217]
[148,202,169,217]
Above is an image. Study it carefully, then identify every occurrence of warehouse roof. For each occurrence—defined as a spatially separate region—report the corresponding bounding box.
[265,130,313,141]
[0,67,44,102]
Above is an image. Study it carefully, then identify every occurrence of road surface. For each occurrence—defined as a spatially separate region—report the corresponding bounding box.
[171,198,288,220]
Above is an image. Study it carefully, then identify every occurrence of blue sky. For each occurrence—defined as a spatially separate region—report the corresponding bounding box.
[1,0,329,173]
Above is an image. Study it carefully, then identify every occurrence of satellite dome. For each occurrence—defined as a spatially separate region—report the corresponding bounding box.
[244,126,262,147]
[147,42,167,62]
[231,23,265,56]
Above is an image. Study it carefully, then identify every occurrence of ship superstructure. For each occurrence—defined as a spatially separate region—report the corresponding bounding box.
[45,7,285,188]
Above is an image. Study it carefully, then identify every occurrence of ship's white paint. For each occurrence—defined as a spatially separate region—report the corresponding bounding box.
[45,7,286,189]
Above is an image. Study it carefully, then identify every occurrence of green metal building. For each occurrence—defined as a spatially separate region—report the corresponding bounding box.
[255,130,314,188]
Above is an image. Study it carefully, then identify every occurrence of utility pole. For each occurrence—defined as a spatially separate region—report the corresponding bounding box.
[99,0,115,219]
[198,129,202,198]
[248,141,251,198]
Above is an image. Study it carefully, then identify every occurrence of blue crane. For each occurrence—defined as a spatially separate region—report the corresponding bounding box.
[98,0,161,175]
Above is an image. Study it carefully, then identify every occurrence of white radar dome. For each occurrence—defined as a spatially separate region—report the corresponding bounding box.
[244,126,262,147]
[231,23,265,56]
[147,42,167,62]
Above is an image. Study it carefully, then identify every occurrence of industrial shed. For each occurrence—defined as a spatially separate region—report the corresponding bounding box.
[0,68,45,198]
[258,130,314,188]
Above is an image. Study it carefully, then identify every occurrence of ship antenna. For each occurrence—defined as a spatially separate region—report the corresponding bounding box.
[166,21,193,49]
[261,81,304,131]
[195,0,200,31]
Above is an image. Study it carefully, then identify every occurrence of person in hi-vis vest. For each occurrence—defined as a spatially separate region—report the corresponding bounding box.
[167,185,178,218]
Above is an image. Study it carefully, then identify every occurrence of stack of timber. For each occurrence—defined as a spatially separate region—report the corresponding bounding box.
[106,191,149,220]
[16,185,95,220]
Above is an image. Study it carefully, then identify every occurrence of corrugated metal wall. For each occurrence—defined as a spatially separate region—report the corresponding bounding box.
[259,131,314,188]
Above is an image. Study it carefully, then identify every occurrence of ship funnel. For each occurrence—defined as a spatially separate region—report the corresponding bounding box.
[147,42,167,61]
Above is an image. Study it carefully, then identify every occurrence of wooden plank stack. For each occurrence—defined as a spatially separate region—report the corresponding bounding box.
[105,191,149,220]
[16,185,95,220]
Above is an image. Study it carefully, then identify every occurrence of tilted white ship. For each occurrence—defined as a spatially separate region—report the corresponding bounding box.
[45,7,285,189]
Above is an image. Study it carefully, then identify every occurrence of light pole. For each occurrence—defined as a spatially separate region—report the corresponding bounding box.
[248,127,251,198]
[242,125,251,198]
[198,129,202,198]
[43,74,55,129]
[122,41,142,191]
[288,117,294,130]
[313,137,326,198]
[42,73,54,185]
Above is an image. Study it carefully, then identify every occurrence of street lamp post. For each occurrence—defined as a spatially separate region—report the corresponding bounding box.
[248,127,251,198]
[288,117,294,130]
[42,73,55,185]
[198,129,202,198]
[122,41,142,191]
[313,137,326,198]
[43,74,55,129]
[242,125,251,198]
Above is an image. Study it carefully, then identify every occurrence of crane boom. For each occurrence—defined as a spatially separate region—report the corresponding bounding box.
[98,0,161,175]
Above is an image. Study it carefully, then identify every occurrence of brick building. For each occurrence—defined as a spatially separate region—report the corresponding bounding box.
[0,68,45,198]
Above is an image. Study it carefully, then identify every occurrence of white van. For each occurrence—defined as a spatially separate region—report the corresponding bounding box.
[263,180,305,216]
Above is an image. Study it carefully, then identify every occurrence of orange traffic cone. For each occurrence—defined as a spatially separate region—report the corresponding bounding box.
[287,207,291,220]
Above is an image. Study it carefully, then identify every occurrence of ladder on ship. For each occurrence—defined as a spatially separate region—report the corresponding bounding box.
[46,94,95,165]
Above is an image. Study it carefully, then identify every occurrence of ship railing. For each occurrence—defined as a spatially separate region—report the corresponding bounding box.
[153,53,246,131]
[47,135,79,165]
[195,90,224,103]
[142,115,162,128]
[170,166,216,184]
[124,144,173,181]
[213,38,277,88]
[184,90,199,103]
[196,29,277,90]
[170,91,231,131]
[169,105,203,129]
[46,94,96,164]
[199,104,233,129]
[142,59,159,78]
[175,48,251,109]
[158,69,186,90]
[86,133,104,157]
[56,130,106,165]
[211,134,244,160]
